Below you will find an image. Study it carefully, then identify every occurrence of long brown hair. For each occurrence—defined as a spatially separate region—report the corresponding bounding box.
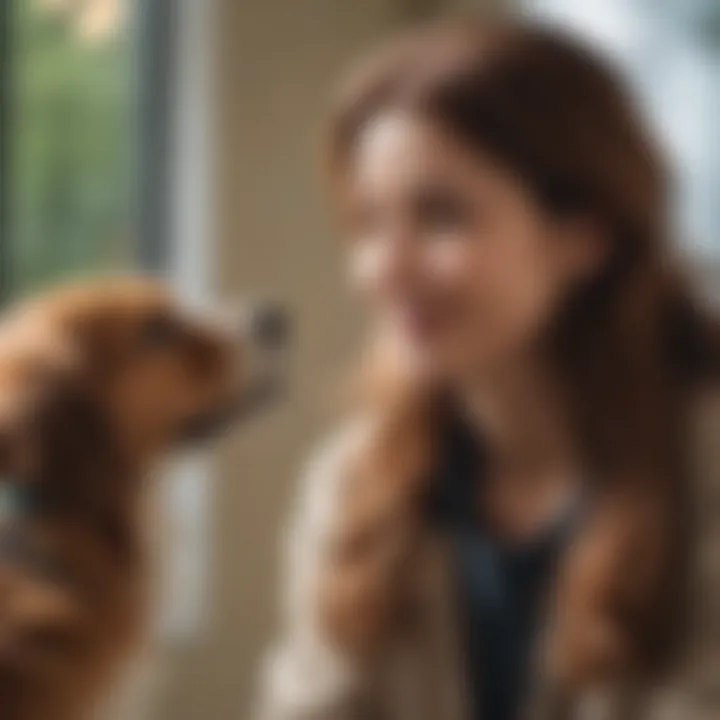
[322,18,719,690]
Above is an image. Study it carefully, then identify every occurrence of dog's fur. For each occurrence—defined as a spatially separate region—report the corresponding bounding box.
[0,279,270,720]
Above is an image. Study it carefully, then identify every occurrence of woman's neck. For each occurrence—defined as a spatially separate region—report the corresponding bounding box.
[461,355,568,463]
[457,354,580,540]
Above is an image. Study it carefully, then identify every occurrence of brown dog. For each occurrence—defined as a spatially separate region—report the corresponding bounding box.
[0,278,288,720]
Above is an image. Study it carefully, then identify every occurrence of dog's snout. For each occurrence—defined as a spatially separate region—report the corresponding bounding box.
[247,303,290,349]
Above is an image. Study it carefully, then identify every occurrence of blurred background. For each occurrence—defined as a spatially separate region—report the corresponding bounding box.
[0,0,718,717]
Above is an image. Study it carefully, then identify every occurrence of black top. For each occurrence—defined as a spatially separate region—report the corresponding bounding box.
[430,418,577,720]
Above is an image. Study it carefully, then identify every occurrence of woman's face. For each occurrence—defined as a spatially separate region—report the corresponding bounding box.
[346,112,603,381]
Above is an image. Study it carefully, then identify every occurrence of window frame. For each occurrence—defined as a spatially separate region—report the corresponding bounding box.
[135,0,176,272]
[0,0,175,292]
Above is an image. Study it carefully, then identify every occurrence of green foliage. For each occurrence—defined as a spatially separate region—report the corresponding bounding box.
[13,1,134,295]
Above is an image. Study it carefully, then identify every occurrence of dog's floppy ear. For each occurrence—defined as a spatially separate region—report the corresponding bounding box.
[21,367,128,520]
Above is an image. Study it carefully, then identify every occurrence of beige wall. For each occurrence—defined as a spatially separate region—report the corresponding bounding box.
[154,2,427,718]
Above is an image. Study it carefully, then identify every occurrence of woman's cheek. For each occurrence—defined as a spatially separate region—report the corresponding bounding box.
[425,236,472,286]
[424,237,483,330]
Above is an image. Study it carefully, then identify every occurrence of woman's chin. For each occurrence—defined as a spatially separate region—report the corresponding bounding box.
[373,330,467,386]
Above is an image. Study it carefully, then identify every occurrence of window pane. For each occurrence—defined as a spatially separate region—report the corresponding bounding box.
[13,0,135,296]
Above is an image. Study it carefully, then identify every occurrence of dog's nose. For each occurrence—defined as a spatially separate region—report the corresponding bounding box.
[248,303,290,349]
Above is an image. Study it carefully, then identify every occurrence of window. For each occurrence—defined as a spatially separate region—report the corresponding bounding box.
[1,0,172,297]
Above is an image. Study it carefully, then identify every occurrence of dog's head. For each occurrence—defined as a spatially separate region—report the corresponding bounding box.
[0,279,288,511]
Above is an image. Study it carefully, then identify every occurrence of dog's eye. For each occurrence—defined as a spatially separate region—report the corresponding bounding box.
[139,315,181,350]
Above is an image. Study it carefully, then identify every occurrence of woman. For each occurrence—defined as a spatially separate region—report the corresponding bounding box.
[258,18,720,720]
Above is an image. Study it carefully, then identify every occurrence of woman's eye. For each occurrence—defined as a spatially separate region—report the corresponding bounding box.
[139,315,180,349]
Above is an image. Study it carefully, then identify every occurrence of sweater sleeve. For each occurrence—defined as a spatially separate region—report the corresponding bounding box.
[253,423,371,720]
